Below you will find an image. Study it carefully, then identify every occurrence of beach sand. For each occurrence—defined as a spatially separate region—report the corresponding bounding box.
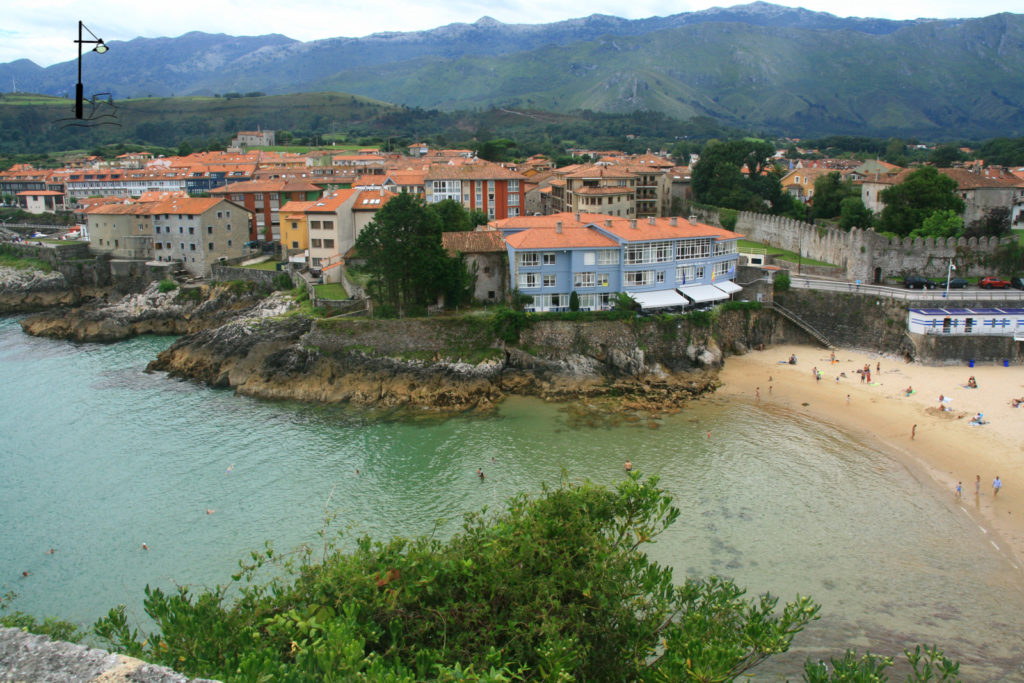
[717,343,1024,572]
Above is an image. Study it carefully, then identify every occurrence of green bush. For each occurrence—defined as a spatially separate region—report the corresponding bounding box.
[272,273,293,291]
[774,271,791,292]
[174,287,203,303]
[719,208,739,230]
[489,307,530,343]
[1,610,83,644]
[157,279,178,293]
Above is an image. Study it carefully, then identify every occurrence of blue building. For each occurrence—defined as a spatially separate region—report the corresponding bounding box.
[497,213,742,312]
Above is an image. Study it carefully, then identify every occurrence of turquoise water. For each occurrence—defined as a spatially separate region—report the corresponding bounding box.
[2,316,1023,679]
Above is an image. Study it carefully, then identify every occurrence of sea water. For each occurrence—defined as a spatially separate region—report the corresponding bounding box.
[1,316,1022,680]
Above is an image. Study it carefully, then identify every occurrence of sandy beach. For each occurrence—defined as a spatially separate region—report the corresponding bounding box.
[717,343,1024,572]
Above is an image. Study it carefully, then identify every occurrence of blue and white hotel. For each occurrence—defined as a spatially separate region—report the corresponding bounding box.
[495,212,742,312]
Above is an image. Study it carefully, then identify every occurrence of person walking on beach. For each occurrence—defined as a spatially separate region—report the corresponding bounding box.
[955,482,962,499]
[755,387,760,401]
[976,475,981,496]
[993,476,1002,497]
[911,424,917,440]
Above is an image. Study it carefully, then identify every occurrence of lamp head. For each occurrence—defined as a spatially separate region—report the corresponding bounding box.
[93,42,108,54]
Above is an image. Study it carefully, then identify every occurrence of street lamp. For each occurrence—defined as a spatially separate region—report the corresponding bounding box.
[944,258,956,299]
[75,21,108,119]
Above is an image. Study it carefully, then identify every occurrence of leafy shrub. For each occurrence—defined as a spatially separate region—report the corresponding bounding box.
[489,307,530,343]
[157,279,178,293]
[719,208,739,230]
[774,271,791,292]
[272,272,293,291]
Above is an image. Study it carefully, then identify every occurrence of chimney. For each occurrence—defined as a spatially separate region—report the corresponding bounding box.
[648,217,655,225]
[630,219,637,230]
[575,212,580,222]
[670,217,678,226]
[688,215,697,225]
[556,221,563,234]
[605,219,612,227]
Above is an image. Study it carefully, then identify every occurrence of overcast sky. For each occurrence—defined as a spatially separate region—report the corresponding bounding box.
[2,0,1020,67]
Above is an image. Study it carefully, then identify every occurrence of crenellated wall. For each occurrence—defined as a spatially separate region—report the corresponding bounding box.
[697,208,1011,284]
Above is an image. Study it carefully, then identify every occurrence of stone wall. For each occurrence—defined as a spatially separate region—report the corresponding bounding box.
[0,627,219,682]
[697,208,1010,284]
[307,317,497,356]
[210,263,292,288]
[774,289,1023,363]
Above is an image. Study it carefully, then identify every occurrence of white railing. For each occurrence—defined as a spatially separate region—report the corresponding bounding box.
[790,276,1024,304]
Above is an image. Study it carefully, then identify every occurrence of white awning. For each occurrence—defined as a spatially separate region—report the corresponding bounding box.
[714,280,742,294]
[680,284,730,304]
[631,289,690,310]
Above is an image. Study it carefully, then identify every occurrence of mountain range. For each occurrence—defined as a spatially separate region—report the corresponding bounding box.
[2,2,1023,139]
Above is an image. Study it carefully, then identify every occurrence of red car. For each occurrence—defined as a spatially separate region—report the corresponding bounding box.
[979,276,1010,289]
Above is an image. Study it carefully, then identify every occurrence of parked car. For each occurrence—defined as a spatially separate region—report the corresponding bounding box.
[979,276,1010,289]
[1009,277,1024,290]
[932,277,968,289]
[903,276,935,289]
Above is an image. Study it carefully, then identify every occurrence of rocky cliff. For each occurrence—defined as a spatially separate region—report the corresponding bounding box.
[0,266,107,313]
[19,281,274,343]
[147,311,764,413]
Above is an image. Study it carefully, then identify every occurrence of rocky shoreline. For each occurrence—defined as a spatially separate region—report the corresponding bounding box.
[14,273,734,414]
[18,281,273,342]
[0,267,107,313]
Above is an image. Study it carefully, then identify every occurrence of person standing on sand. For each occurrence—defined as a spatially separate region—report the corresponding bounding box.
[975,475,981,496]
[993,476,1002,497]
[755,387,760,401]
[911,424,917,440]
[955,482,962,499]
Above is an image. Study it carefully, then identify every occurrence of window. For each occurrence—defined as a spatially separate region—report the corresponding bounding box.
[291,241,299,248]
[322,220,334,231]
[179,243,184,250]
[597,273,609,287]
[583,252,596,266]
[155,226,161,234]
[189,243,196,251]
[714,241,737,255]
[624,270,654,287]
[508,207,520,217]
[543,274,556,288]
[542,252,556,265]
[598,250,618,265]
[323,239,334,248]
[509,179,519,194]
[217,211,222,218]
[227,240,232,247]
[518,273,539,289]
[677,238,712,260]
[310,221,321,231]
[206,226,213,234]
[517,252,540,267]
[178,226,184,234]
[311,239,322,248]
[657,271,665,284]
[226,224,231,231]
[291,222,298,230]
[508,192,519,206]
[208,242,214,250]
[713,260,734,279]
[624,241,672,264]
[574,272,595,288]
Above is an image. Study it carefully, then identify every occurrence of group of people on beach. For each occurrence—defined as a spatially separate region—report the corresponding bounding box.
[955,475,1002,499]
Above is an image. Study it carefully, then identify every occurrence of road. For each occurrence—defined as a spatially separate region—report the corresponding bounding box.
[789,276,1024,304]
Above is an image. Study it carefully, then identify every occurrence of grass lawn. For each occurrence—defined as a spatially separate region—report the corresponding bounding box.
[242,260,283,271]
[738,239,837,268]
[314,283,348,300]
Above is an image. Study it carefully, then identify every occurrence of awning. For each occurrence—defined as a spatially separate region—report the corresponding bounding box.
[680,284,730,304]
[631,289,690,310]
[714,280,742,295]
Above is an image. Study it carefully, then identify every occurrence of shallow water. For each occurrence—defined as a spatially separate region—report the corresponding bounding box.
[1,316,1022,679]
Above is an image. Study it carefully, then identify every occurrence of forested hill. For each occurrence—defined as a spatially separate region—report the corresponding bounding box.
[1,3,1022,139]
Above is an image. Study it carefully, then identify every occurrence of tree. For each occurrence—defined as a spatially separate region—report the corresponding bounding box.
[838,197,874,231]
[569,290,580,311]
[964,206,1011,239]
[810,172,858,221]
[911,209,963,239]
[929,145,966,167]
[430,198,485,232]
[355,193,454,314]
[692,139,784,213]
[878,167,965,237]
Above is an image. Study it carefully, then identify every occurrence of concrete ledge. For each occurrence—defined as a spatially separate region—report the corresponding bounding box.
[0,628,220,683]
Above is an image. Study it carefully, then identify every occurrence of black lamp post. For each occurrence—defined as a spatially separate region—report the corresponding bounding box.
[75,21,108,119]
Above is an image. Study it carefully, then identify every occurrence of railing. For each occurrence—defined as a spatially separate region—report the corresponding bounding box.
[764,300,834,349]
[790,276,1024,303]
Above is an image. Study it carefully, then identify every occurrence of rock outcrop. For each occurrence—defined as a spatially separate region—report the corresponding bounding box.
[20,282,276,343]
[149,313,725,414]
[0,627,219,683]
[0,267,106,313]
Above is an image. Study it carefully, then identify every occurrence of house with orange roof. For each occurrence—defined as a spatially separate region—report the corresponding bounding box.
[382,169,427,195]
[17,190,66,214]
[296,189,397,281]
[149,197,252,276]
[279,200,315,253]
[424,159,526,221]
[498,212,742,312]
[779,167,836,204]
[84,201,162,259]
[210,179,322,242]
[861,166,1024,226]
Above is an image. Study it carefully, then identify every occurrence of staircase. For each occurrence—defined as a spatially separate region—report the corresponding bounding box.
[766,301,835,350]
